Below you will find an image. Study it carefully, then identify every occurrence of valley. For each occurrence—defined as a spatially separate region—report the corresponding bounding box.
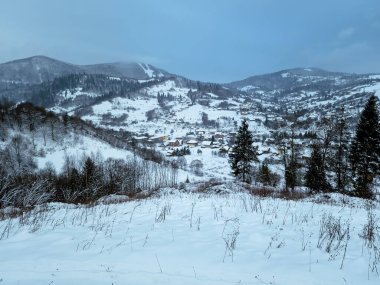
[0,56,380,285]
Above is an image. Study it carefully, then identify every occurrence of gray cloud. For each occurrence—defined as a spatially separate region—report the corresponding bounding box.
[338,27,356,40]
[0,0,379,82]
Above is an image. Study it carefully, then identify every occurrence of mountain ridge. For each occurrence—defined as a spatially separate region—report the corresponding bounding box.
[227,67,360,91]
[1,55,380,129]
[0,55,170,84]
[2,55,379,87]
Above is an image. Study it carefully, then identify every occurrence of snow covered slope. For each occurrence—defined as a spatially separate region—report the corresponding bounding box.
[36,134,133,171]
[0,190,379,284]
[0,56,170,85]
[0,102,134,174]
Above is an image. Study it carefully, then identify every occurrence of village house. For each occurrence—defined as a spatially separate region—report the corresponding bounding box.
[219,145,230,154]
[186,140,199,147]
[167,139,182,147]
[133,136,148,143]
[214,132,224,140]
[201,140,213,148]
[214,132,225,143]
[149,135,167,143]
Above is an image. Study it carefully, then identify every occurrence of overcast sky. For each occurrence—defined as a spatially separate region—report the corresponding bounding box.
[1,0,379,82]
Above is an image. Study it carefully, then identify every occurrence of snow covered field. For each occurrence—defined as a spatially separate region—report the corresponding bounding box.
[36,134,133,171]
[0,190,379,284]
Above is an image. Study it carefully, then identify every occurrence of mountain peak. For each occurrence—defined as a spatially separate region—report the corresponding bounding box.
[3,55,68,65]
[228,67,353,90]
[0,55,169,84]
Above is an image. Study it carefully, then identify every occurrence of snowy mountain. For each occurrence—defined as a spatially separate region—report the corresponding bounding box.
[1,56,380,138]
[228,67,352,91]
[1,56,380,152]
[82,62,168,80]
[0,56,79,84]
[0,56,169,85]
[226,68,380,128]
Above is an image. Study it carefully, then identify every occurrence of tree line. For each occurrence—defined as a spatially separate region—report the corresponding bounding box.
[229,95,380,199]
[0,101,179,209]
[0,153,178,209]
[27,73,164,107]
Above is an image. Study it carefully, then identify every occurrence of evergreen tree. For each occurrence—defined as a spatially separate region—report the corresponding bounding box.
[63,113,69,134]
[256,162,280,187]
[283,129,301,191]
[305,144,329,193]
[350,95,380,199]
[83,157,96,188]
[229,119,258,183]
[257,162,271,185]
[319,117,334,172]
[331,108,351,193]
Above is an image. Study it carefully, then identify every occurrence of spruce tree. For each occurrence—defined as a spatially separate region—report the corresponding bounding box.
[350,95,380,199]
[257,162,271,185]
[83,157,96,188]
[331,108,351,193]
[229,119,258,183]
[305,144,329,193]
[256,162,279,186]
[284,130,301,191]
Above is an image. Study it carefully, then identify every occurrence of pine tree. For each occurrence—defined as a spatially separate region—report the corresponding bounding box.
[256,162,280,187]
[305,144,329,193]
[350,95,380,199]
[319,117,334,172]
[331,108,351,193]
[283,130,301,191]
[229,119,258,183]
[257,162,271,185]
[83,157,96,188]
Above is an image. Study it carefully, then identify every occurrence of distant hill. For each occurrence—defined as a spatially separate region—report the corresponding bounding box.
[0,55,170,84]
[228,67,357,91]
[1,55,380,139]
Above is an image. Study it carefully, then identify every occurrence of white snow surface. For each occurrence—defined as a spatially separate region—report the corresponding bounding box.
[57,88,100,100]
[0,191,379,284]
[144,80,193,98]
[240,85,255,92]
[37,135,132,171]
[139,63,155,78]
[363,82,380,99]
[350,82,380,100]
